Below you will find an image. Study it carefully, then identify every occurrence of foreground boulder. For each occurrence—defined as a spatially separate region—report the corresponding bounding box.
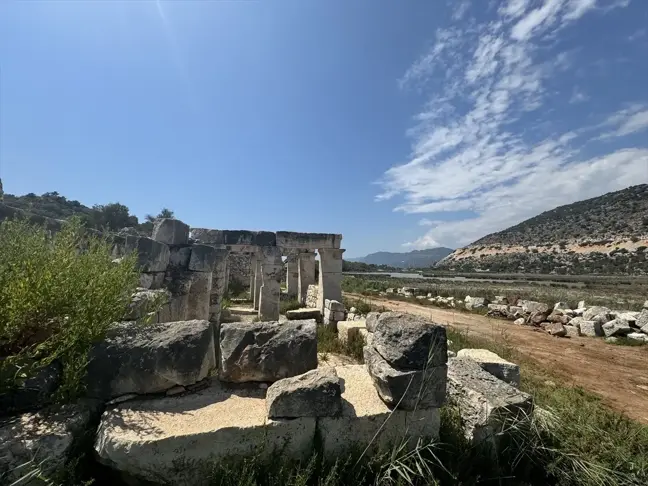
[86,320,215,400]
[364,346,446,410]
[219,320,317,382]
[580,320,603,337]
[447,357,533,448]
[456,349,520,387]
[365,312,380,332]
[266,368,342,418]
[583,306,611,323]
[372,312,447,369]
[1,402,100,485]
[602,318,633,337]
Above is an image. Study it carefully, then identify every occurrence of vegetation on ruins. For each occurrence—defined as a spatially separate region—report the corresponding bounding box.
[0,218,140,402]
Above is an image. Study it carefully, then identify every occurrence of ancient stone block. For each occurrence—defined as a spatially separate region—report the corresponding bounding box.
[188,245,219,272]
[602,318,633,337]
[337,320,367,343]
[219,320,317,383]
[152,218,190,245]
[372,312,447,369]
[517,300,549,314]
[456,349,520,387]
[364,346,446,410]
[579,320,603,337]
[365,312,380,332]
[168,245,192,268]
[125,289,171,321]
[125,236,170,272]
[138,271,165,290]
[583,306,611,322]
[465,296,487,310]
[564,325,581,338]
[547,322,567,336]
[286,308,321,321]
[266,368,342,418]
[86,320,215,400]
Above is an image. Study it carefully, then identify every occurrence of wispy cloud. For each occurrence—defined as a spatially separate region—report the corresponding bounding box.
[379,0,647,250]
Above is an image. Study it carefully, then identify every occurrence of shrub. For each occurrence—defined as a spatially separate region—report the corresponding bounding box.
[279,299,302,315]
[0,218,139,401]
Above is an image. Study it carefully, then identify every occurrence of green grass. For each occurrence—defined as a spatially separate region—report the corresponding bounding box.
[280,299,303,315]
[317,325,365,363]
[0,218,140,403]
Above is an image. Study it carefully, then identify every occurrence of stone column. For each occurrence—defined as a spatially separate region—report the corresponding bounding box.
[298,251,316,305]
[223,257,230,296]
[317,248,345,313]
[258,246,282,321]
[249,255,256,299]
[253,252,263,310]
[209,248,231,326]
[286,257,299,300]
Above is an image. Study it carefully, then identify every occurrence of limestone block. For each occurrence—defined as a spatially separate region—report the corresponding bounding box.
[447,358,533,447]
[276,231,342,250]
[577,300,586,309]
[517,300,549,314]
[286,308,322,321]
[358,328,373,345]
[306,284,319,309]
[579,320,603,337]
[186,271,212,321]
[95,383,315,484]
[188,245,219,272]
[219,320,317,383]
[583,306,611,322]
[635,309,648,329]
[628,332,648,342]
[124,236,170,272]
[325,299,345,312]
[618,311,639,324]
[513,318,525,325]
[364,346,446,410]
[266,368,342,418]
[337,320,367,343]
[168,245,192,268]
[602,318,633,337]
[492,295,508,304]
[569,316,585,330]
[456,349,520,387]
[125,289,171,321]
[372,312,447,369]
[138,272,165,290]
[465,296,487,310]
[487,304,510,316]
[564,325,581,338]
[1,403,100,485]
[366,312,380,332]
[324,308,346,322]
[547,322,567,336]
[152,218,190,245]
[85,320,215,400]
[318,365,440,461]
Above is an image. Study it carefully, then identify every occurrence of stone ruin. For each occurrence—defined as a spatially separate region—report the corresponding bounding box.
[0,217,535,485]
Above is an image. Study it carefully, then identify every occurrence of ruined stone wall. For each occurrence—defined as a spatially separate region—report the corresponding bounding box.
[228,253,252,291]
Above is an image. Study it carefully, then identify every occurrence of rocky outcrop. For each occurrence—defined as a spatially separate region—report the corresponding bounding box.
[266,368,342,418]
[219,320,317,383]
[85,320,215,400]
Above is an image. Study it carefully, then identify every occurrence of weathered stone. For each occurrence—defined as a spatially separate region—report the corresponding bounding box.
[125,289,171,321]
[168,245,192,268]
[547,323,567,336]
[635,309,648,329]
[1,402,100,485]
[152,218,190,245]
[219,320,317,383]
[580,320,603,337]
[517,300,549,314]
[577,300,586,309]
[95,382,315,484]
[364,346,446,410]
[602,318,633,337]
[286,308,321,321]
[85,320,215,400]
[529,311,549,325]
[372,312,447,370]
[618,311,639,323]
[583,306,611,322]
[447,357,533,447]
[456,349,520,387]
[644,300,648,309]
[138,272,165,290]
[0,360,61,416]
[513,317,526,325]
[487,304,509,317]
[554,302,569,310]
[124,236,170,272]
[266,368,342,418]
[317,249,345,313]
[188,245,219,272]
[319,365,440,461]
[297,252,316,305]
[337,320,367,343]
[365,312,380,332]
[465,296,487,310]
[564,325,580,338]
[186,271,212,321]
[569,316,585,330]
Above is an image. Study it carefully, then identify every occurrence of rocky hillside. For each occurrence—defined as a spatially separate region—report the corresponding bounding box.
[437,185,648,275]
[348,247,454,269]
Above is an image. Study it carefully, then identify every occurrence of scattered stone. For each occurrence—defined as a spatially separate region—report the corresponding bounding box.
[219,320,317,383]
[487,304,509,317]
[644,300,648,309]
[602,318,633,337]
[627,332,648,343]
[447,358,533,447]
[266,368,342,418]
[577,300,586,309]
[152,218,190,245]
[514,317,526,325]
[517,300,549,314]
[372,313,447,369]
[325,299,345,312]
[456,349,520,387]
[465,296,487,310]
[580,320,603,337]
[554,302,569,310]
[618,311,639,323]
[85,320,215,400]
[569,316,585,330]
[547,322,567,336]
[635,309,648,330]
[564,325,580,338]
[493,296,508,305]
[364,346,446,410]
[365,312,380,332]
[583,306,611,322]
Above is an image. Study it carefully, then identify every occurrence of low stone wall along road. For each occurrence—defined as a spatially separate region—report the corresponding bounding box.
[345,293,648,424]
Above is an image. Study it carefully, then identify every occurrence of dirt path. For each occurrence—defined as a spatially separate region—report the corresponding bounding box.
[346,293,648,424]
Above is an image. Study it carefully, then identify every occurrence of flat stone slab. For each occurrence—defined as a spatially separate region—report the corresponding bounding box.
[319,365,440,461]
[456,349,520,387]
[95,382,316,484]
[337,320,367,343]
[286,308,322,321]
[229,306,259,316]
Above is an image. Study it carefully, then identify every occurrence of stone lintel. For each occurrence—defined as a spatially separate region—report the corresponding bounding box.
[276,232,342,250]
[191,229,277,247]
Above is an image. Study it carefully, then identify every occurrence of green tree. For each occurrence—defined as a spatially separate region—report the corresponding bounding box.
[92,202,138,231]
[145,208,175,223]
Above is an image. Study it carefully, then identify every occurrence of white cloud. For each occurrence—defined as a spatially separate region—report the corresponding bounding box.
[378,0,645,249]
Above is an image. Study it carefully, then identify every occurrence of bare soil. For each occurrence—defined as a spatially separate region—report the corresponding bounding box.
[346,293,648,424]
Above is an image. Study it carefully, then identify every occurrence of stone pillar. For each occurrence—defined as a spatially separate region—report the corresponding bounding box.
[253,253,263,310]
[249,255,256,299]
[317,248,345,313]
[186,271,212,321]
[286,257,299,300]
[224,257,230,296]
[298,251,316,305]
[258,246,282,321]
[209,248,231,326]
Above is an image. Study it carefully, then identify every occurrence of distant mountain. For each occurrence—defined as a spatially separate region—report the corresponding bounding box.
[436,184,648,275]
[349,248,454,269]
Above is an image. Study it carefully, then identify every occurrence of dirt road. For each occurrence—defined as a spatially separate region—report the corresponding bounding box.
[346,293,648,423]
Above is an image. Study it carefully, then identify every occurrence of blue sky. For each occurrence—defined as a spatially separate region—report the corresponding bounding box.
[1,1,647,258]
